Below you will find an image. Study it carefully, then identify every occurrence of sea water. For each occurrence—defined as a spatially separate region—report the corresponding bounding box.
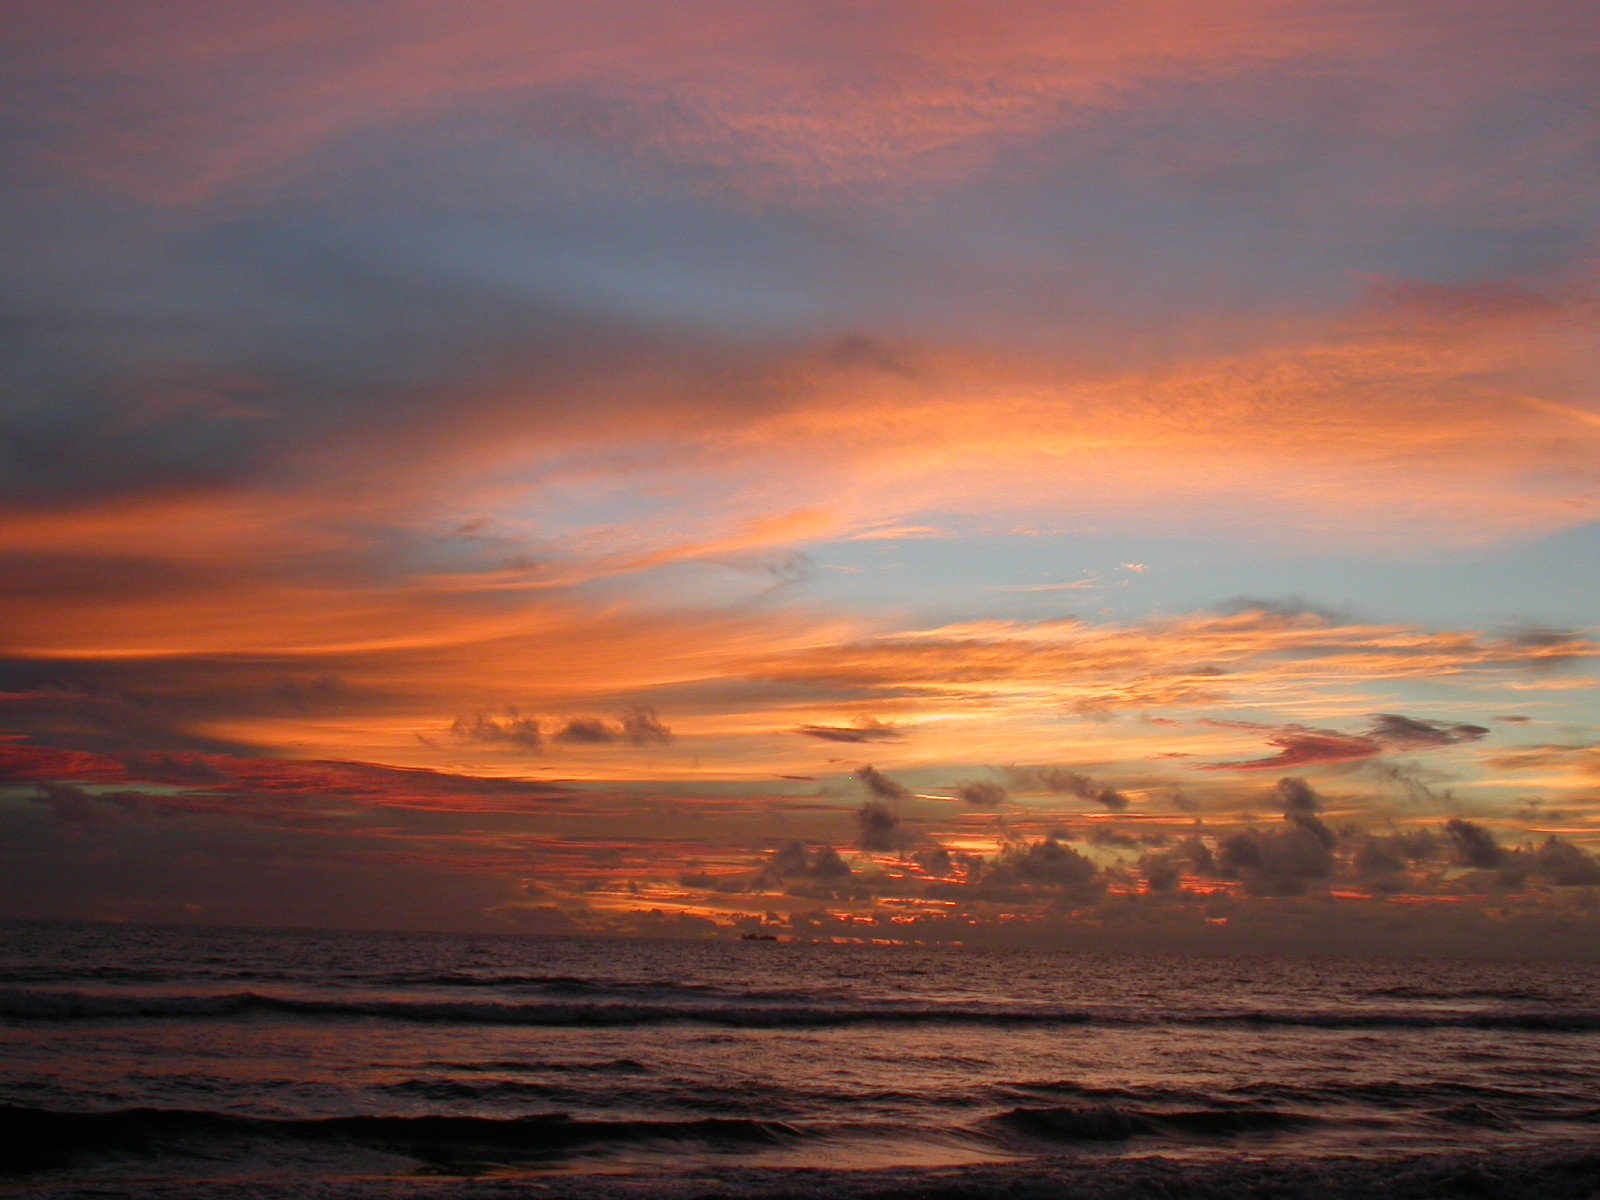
[3,920,1599,1198]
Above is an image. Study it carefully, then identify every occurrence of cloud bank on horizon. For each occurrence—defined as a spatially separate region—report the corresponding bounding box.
[2,0,1598,952]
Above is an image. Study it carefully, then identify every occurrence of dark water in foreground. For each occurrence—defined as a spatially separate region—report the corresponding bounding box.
[3,921,1599,1198]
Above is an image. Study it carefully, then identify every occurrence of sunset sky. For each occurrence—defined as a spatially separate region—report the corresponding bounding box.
[3,0,1599,954]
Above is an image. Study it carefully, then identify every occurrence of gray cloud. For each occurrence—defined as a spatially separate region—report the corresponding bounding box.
[856,798,915,852]
[619,706,673,746]
[1276,776,1335,849]
[1530,838,1600,887]
[1208,777,1341,895]
[1369,713,1489,749]
[981,836,1103,897]
[955,780,1007,807]
[797,718,903,743]
[1009,767,1129,811]
[553,718,617,744]
[451,709,543,751]
[761,840,853,881]
[1445,818,1507,869]
[855,764,914,803]
[27,781,156,827]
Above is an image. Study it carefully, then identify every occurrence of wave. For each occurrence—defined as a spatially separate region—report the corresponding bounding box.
[0,1104,803,1176]
[985,1080,1600,1126]
[1363,986,1557,1003]
[985,1104,1311,1144]
[420,1057,651,1075]
[357,972,834,1002]
[5,988,1600,1031]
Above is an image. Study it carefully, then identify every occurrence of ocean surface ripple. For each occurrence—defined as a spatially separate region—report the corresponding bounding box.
[3,921,1599,1198]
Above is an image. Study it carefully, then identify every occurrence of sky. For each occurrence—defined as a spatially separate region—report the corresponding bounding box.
[3,0,1600,955]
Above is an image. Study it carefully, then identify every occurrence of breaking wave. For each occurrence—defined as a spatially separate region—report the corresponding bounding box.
[0,1104,804,1175]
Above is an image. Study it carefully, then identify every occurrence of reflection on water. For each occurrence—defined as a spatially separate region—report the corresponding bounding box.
[2,920,1599,1183]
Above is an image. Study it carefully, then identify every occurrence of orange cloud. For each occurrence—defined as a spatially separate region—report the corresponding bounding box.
[5,1,1384,205]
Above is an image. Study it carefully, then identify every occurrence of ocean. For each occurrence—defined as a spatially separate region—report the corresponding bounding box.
[2,920,1599,1199]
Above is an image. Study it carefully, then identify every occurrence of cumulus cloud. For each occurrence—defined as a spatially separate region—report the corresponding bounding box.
[1141,856,1183,892]
[955,780,1007,807]
[762,840,853,881]
[451,709,543,750]
[980,836,1103,897]
[1529,839,1600,887]
[1276,776,1335,849]
[1209,777,1339,895]
[1216,826,1335,896]
[462,706,673,749]
[856,798,915,852]
[1445,818,1507,870]
[1009,767,1129,810]
[553,718,617,744]
[855,764,915,804]
[618,706,673,746]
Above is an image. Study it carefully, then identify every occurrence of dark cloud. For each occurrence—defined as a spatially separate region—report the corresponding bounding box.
[796,717,903,743]
[1209,777,1339,895]
[1445,818,1507,869]
[1352,837,1407,879]
[451,709,543,751]
[27,781,155,827]
[1276,776,1335,848]
[1368,713,1489,749]
[855,764,914,803]
[955,780,1007,807]
[618,706,673,746]
[459,707,673,749]
[1178,835,1215,875]
[0,739,570,812]
[1140,855,1182,891]
[1276,775,1321,817]
[0,686,256,756]
[983,836,1103,895]
[826,334,920,379]
[1011,767,1129,811]
[1087,827,1143,849]
[1485,743,1600,772]
[1211,723,1381,771]
[1503,626,1595,668]
[1213,712,1490,771]
[1366,760,1456,806]
[0,660,369,741]
[1216,826,1335,896]
[1529,838,1600,887]
[1215,596,1353,623]
[553,717,617,745]
[763,840,853,880]
[856,798,914,852]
